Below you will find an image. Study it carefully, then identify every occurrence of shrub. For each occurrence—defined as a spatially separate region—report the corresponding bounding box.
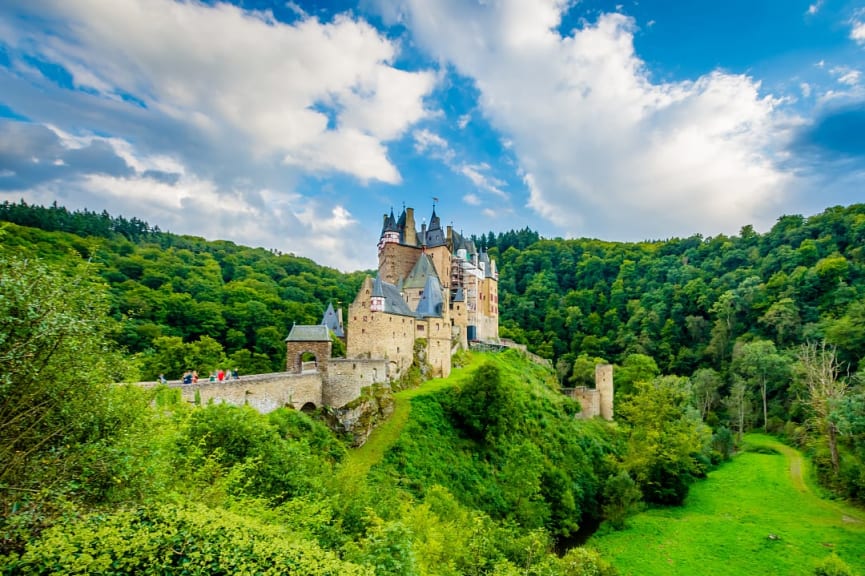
[5,503,373,575]
[814,553,855,576]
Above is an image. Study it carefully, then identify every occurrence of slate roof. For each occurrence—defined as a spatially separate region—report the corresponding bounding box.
[381,208,398,235]
[372,275,415,316]
[452,286,465,302]
[321,302,344,338]
[285,324,331,342]
[425,206,446,247]
[415,274,444,318]
[404,252,440,289]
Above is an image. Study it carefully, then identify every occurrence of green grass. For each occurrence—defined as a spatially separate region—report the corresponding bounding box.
[337,353,478,484]
[589,434,865,575]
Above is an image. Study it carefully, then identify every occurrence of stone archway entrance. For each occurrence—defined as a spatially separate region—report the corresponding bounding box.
[285,325,332,376]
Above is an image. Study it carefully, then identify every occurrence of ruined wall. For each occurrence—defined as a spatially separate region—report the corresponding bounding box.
[596,363,614,421]
[570,387,600,419]
[325,358,387,407]
[563,365,614,420]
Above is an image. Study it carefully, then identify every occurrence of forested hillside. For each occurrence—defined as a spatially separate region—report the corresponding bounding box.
[482,204,865,501]
[1,200,864,500]
[0,200,366,378]
[491,205,865,377]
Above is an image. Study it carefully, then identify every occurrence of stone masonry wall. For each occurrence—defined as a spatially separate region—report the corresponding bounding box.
[325,358,387,407]
[286,340,332,376]
[596,364,614,421]
[143,372,325,413]
[379,243,421,286]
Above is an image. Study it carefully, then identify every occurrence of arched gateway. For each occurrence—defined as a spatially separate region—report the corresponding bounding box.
[285,324,332,377]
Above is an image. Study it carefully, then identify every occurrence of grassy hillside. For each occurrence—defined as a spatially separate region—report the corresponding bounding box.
[589,434,865,575]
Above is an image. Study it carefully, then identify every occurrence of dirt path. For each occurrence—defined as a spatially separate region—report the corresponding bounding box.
[750,435,864,523]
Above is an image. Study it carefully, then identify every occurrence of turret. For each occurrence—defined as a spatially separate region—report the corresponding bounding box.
[378,208,400,253]
[370,275,386,312]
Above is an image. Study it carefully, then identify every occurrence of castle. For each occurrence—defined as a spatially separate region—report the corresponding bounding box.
[148,202,610,422]
[289,204,500,382]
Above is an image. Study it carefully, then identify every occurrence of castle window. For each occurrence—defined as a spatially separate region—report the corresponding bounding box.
[417,325,424,332]
[362,328,366,334]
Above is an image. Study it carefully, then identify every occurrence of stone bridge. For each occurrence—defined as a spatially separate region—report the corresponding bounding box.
[140,357,387,414]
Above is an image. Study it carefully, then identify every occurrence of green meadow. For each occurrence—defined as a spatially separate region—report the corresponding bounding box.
[589,434,865,576]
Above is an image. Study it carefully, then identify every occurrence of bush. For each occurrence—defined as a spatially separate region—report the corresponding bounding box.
[814,553,855,576]
[452,363,514,442]
[4,503,373,575]
[602,470,642,529]
[711,426,735,462]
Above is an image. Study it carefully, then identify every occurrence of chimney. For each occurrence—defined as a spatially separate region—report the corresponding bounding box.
[405,208,417,245]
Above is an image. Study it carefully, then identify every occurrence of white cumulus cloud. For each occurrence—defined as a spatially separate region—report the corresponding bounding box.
[0,0,435,184]
[380,0,797,240]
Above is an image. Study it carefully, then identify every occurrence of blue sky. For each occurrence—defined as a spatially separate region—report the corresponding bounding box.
[0,0,863,270]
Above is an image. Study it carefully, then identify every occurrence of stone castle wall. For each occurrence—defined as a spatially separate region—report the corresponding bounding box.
[379,243,420,286]
[141,372,324,413]
[565,364,614,420]
[596,364,614,420]
[325,358,387,407]
[418,317,452,377]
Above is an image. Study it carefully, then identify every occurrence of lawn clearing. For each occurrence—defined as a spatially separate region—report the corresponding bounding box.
[589,434,865,575]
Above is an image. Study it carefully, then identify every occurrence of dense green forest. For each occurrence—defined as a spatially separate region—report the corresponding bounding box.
[0,200,367,378]
[1,200,864,574]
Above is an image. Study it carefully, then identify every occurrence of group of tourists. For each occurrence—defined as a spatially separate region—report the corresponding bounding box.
[209,368,239,382]
[157,368,240,385]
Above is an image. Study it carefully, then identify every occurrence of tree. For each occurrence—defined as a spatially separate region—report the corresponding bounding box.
[619,376,711,505]
[759,297,801,345]
[707,290,737,365]
[0,248,127,492]
[724,376,751,442]
[691,367,722,421]
[614,353,660,398]
[453,363,514,442]
[797,342,849,474]
[733,339,790,431]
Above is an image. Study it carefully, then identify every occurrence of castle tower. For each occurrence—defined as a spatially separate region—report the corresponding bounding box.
[451,286,468,350]
[424,205,452,293]
[596,364,614,421]
[378,207,422,286]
